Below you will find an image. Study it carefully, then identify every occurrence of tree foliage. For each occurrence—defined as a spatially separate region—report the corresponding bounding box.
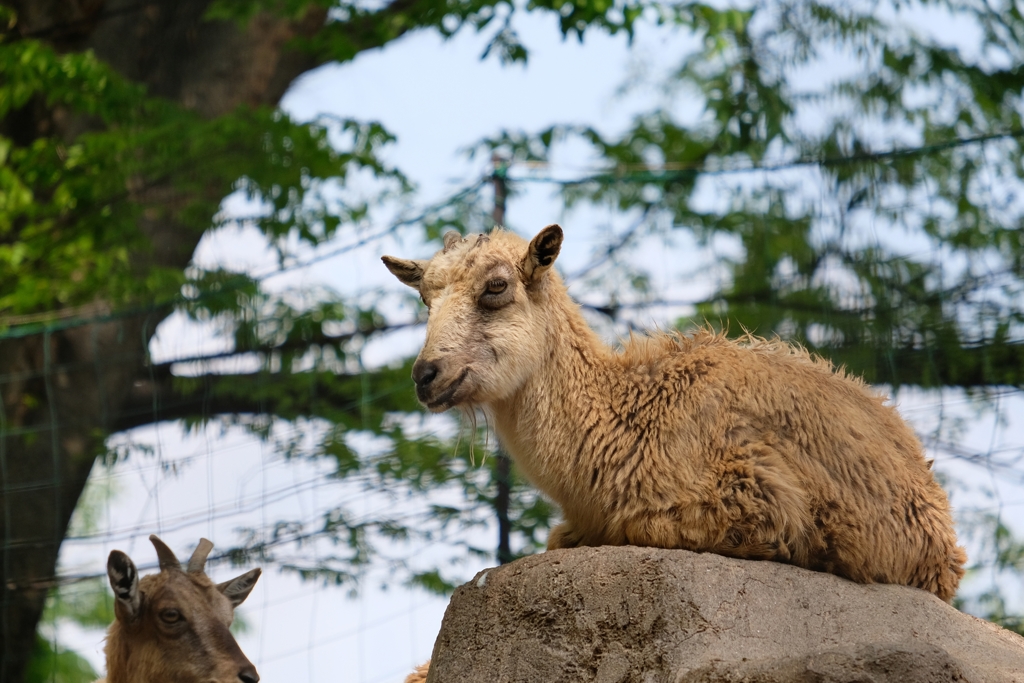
[0,36,403,316]
[2,0,1024,677]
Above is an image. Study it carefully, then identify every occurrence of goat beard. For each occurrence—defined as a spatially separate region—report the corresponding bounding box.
[453,405,492,467]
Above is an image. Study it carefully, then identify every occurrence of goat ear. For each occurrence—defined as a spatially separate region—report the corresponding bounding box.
[217,567,261,608]
[108,550,140,620]
[522,224,563,284]
[381,256,427,290]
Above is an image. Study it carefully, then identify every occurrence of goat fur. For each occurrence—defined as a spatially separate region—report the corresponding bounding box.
[383,225,966,603]
[404,662,430,683]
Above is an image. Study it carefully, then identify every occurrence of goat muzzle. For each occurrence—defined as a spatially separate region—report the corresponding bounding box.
[412,359,439,389]
[238,664,259,683]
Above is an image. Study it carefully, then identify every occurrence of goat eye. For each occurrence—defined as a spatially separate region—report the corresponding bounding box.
[479,278,512,310]
[159,609,182,624]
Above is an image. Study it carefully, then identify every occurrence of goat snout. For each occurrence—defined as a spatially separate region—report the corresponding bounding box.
[238,666,259,683]
[412,359,439,389]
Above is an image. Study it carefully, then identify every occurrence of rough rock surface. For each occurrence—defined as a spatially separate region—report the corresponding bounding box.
[427,546,1024,683]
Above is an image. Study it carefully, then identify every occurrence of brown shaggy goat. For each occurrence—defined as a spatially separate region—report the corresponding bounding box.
[383,225,966,601]
[98,535,261,683]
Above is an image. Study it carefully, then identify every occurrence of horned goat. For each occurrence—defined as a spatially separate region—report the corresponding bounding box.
[97,534,261,683]
[383,225,966,601]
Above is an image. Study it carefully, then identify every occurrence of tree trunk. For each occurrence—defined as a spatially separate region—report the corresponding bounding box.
[0,1,326,679]
[0,316,151,682]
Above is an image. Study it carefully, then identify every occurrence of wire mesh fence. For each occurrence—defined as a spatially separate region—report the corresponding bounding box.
[3,130,1024,681]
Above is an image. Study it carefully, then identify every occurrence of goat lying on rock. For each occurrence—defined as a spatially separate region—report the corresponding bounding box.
[98,535,261,683]
[383,225,966,601]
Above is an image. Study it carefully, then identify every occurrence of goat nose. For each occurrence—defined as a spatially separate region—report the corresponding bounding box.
[412,359,439,388]
[238,666,259,683]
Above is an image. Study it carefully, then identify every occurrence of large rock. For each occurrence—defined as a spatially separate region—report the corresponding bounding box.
[427,546,1024,682]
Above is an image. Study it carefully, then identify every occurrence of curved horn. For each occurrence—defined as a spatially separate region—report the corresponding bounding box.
[187,538,214,574]
[150,534,181,572]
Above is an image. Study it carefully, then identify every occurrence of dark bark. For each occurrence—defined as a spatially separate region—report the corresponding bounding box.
[0,314,150,681]
[495,451,512,565]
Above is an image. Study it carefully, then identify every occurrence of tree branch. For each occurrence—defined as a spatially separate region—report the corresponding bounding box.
[114,359,420,433]
[824,341,1024,390]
